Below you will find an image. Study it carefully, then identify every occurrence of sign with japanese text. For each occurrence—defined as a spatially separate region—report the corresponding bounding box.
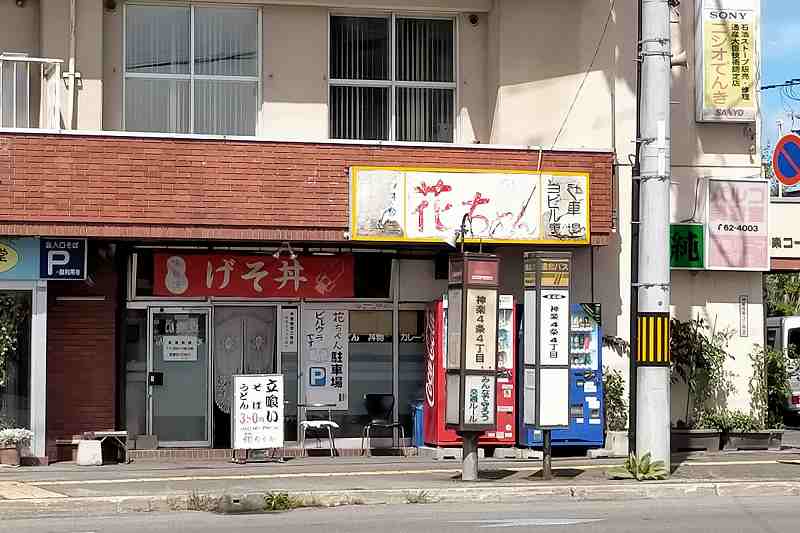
[301,308,349,410]
[539,289,569,367]
[696,0,758,122]
[670,224,705,269]
[163,335,198,362]
[739,295,749,337]
[463,374,496,426]
[0,238,39,281]
[280,308,298,352]
[706,179,769,271]
[153,253,354,298]
[769,202,800,259]
[351,167,590,244]
[39,238,87,280]
[464,289,497,371]
[233,374,284,450]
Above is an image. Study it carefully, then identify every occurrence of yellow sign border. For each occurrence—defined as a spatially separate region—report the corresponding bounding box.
[349,166,591,245]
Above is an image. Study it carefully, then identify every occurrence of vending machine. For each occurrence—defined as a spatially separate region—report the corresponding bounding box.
[423,295,516,447]
[517,303,604,448]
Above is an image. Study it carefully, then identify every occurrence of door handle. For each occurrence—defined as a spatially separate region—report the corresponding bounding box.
[148,372,164,386]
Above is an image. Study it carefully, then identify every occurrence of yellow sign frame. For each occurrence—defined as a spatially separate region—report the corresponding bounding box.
[349,166,591,245]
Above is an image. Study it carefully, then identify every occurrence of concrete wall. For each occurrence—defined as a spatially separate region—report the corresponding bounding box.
[0,0,39,55]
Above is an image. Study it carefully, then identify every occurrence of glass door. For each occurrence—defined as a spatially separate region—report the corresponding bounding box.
[148,308,211,447]
[212,306,276,447]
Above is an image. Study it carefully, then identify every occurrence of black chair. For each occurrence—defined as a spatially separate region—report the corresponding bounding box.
[360,393,405,457]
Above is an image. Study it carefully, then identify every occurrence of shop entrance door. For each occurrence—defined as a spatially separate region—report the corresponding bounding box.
[212,306,276,448]
[148,308,211,447]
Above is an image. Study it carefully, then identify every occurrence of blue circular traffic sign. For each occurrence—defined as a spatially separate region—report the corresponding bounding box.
[773,133,800,186]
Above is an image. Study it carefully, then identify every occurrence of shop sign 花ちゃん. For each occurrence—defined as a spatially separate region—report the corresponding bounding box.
[153,253,355,298]
[350,167,590,244]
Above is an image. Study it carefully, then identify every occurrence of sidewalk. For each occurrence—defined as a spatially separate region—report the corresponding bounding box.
[1,450,800,518]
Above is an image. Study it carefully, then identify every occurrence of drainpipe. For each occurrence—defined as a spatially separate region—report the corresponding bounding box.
[65,0,78,129]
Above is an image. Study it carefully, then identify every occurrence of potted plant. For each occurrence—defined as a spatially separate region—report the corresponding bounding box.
[0,428,33,465]
[603,367,629,456]
[670,318,735,452]
[743,345,795,450]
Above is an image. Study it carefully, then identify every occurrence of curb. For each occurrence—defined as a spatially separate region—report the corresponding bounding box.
[2,480,800,519]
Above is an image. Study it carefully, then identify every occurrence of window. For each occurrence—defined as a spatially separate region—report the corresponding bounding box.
[125,4,260,135]
[329,15,455,143]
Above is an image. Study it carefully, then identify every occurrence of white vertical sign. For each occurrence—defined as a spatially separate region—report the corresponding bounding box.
[739,295,749,337]
[280,308,298,352]
[463,374,496,425]
[233,374,284,450]
[539,290,569,366]
[301,308,349,410]
[464,289,498,370]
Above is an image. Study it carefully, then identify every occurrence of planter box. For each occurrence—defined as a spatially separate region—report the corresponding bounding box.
[671,429,721,452]
[722,430,783,451]
[605,430,629,457]
[0,446,20,466]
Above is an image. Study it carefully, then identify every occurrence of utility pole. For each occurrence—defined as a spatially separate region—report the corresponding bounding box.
[635,0,671,470]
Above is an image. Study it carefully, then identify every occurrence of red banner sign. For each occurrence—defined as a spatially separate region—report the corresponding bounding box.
[154,253,354,298]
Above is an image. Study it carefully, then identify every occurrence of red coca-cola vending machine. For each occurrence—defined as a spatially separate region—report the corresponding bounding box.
[423,294,516,447]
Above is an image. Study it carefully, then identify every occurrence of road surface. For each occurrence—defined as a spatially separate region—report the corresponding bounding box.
[5,495,798,532]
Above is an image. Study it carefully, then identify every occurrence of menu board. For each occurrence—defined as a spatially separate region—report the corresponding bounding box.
[233,374,284,450]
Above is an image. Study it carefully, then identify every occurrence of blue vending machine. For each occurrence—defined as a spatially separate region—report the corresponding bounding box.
[517,303,604,449]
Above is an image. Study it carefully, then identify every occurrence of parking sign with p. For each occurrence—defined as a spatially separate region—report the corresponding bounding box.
[39,238,87,280]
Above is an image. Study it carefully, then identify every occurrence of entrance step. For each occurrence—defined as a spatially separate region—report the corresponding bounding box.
[129,447,417,461]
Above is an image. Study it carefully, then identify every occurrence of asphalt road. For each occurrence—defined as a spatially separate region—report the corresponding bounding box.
[5,496,799,533]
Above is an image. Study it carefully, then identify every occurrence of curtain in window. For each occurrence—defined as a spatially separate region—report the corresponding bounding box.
[194,80,258,135]
[194,7,258,77]
[126,5,190,74]
[396,18,454,83]
[125,78,190,134]
[330,86,388,140]
[330,17,389,81]
[397,87,453,143]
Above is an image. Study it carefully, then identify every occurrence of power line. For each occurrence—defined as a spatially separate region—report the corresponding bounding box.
[761,79,800,91]
[551,0,615,149]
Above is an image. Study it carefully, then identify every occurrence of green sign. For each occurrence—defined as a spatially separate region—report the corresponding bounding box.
[670,224,704,269]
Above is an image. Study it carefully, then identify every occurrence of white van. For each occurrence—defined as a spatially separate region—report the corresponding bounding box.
[766,317,800,418]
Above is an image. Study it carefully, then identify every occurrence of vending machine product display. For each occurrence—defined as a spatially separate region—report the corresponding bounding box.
[423,295,516,447]
[517,303,604,448]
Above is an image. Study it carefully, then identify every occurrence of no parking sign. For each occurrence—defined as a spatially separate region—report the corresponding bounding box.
[773,133,800,187]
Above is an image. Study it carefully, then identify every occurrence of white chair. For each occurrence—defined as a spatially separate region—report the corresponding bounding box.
[298,403,339,457]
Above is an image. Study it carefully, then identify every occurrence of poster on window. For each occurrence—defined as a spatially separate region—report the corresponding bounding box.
[163,335,198,362]
[233,374,284,450]
[351,167,589,244]
[695,0,758,122]
[706,179,769,271]
[301,308,348,410]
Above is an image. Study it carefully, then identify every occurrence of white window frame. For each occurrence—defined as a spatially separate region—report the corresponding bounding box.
[122,2,263,136]
[327,12,458,143]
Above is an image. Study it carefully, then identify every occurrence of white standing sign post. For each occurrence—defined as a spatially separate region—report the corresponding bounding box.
[233,374,284,462]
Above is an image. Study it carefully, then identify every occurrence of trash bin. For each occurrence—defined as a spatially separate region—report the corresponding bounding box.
[411,400,424,448]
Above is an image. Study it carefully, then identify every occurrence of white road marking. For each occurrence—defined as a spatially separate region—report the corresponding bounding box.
[26,458,787,488]
[452,518,605,528]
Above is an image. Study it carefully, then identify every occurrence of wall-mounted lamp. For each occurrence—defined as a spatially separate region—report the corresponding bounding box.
[16,0,25,8]
[272,241,297,260]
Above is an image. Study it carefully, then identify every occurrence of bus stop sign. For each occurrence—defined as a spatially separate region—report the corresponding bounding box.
[773,133,800,187]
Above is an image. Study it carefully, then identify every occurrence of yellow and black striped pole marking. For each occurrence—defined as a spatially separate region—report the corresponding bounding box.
[636,313,670,366]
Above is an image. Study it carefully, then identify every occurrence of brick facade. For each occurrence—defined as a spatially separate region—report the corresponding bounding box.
[0,132,613,245]
[45,245,118,457]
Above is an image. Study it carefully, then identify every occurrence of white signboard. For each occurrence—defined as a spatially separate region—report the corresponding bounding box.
[739,295,749,337]
[280,308,298,352]
[769,202,800,259]
[233,374,284,450]
[695,0,759,123]
[539,368,570,427]
[163,335,198,362]
[301,308,348,410]
[706,179,769,271]
[351,168,589,244]
[539,290,569,366]
[464,289,497,370]
[463,374,496,426]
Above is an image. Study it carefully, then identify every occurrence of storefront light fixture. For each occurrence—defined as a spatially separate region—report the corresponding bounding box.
[273,241,297,260]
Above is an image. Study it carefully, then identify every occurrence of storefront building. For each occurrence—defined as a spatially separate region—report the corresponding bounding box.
[0,0,764,461]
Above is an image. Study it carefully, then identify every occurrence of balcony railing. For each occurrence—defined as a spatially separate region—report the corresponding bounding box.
[0,54,63,129]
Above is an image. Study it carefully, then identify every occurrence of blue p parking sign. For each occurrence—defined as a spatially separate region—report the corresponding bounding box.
[39,238,87,280]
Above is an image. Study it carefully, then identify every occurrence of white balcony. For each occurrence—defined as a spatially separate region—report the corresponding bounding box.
[0,54,62,129]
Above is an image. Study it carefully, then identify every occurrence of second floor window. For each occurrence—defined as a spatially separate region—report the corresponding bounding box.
[329,15,455,143]
[124,4,260,136]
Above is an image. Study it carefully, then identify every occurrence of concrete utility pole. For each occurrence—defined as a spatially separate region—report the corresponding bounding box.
[635,0,672,470]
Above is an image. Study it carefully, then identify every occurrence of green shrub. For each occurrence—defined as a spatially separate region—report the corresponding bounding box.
[603,368,627,431]
[607,452,668,481]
